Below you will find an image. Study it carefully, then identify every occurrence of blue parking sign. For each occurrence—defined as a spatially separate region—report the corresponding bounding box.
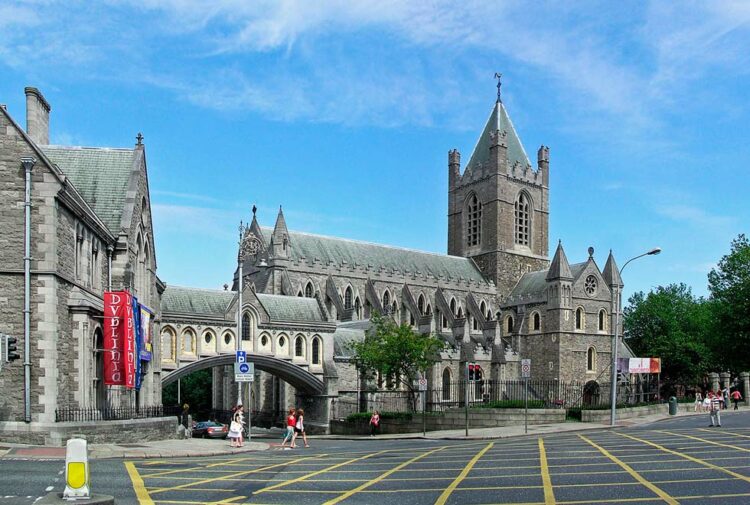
[236,350,246,363]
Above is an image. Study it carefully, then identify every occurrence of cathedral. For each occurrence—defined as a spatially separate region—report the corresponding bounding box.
[0,83,629,439]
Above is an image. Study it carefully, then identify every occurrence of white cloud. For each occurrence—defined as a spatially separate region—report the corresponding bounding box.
[656,204,733,229]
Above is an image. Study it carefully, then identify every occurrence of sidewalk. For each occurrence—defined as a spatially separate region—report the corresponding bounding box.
[0,408,732,460]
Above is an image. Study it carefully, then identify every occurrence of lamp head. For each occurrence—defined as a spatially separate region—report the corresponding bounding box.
[648,247,662,256]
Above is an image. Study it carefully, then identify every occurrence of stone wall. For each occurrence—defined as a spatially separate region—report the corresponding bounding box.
[581,403,668,423]
[0,416,178,446]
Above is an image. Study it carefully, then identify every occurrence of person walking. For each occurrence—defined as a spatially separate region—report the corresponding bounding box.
[722,386,730,410]
[229,405,244,448]
[291,408,309,448]
[280,408,296,448]
[694,392,703,413]
[369,411,380,437]
[709,392,722,427]
[731,389,743,410]
[181,404,191,439]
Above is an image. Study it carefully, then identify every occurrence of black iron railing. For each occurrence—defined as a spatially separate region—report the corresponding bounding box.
[55,405,178,422]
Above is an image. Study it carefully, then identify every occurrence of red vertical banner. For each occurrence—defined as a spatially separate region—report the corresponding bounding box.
[124,293,136,389]
[103,290,137,389]
[103,291,126,386]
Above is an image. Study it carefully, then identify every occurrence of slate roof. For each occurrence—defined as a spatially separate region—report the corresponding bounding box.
[465,100,531,173]
[507,261,587,303]
[42,146,137,233]
[332,327,365,358]
[161,286,236,316]
[260,228,489,285]
[256,293,324,323]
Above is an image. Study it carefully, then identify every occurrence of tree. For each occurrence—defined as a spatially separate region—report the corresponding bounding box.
[623,283,712,392]
[349,312,445,401]
[708,234,750,372]
[162,369,213,421]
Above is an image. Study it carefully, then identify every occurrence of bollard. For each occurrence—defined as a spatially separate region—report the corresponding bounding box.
[63,438,90,500]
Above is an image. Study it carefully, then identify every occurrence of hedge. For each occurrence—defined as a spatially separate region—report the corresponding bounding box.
[345,411,414,423]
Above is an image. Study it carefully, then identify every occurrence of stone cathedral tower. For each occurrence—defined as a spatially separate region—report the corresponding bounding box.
[448,88,550,300]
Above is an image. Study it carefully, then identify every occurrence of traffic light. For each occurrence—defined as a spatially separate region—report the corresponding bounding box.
[468,364,475,381]
[475,366,483,382]
[5,335,20,362]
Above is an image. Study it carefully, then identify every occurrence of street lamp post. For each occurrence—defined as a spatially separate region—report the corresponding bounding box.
[610,247,661,427]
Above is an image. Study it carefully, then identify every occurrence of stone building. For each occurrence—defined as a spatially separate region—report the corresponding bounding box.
[0,88,162,437]
[1,83,629,437]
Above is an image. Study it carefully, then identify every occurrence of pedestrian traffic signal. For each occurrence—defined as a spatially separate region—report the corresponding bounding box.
[475,366,483,382]
[5,335,20,362]
[468,364,476,381]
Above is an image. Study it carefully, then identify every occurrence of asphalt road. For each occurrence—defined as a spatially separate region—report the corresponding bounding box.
[2,411,750,505]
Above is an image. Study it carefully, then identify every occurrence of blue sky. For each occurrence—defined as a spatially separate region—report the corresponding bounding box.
[1,1,748,302]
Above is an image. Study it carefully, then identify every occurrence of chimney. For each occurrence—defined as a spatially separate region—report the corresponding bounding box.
[24,87,51,145]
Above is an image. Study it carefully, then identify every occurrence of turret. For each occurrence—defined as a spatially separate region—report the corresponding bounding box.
[448,149,461,189]
[602,249,623,288]
[537,145,549,186]
[270,206,290,262]
[546,241,573,332]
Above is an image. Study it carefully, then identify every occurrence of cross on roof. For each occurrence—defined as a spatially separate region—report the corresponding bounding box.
[136,132,144,145]
[494,73,502,102]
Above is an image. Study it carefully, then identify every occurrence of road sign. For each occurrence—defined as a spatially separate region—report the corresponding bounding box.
[236,350,247,363]
[418,378,427,391]
[521,359,531,378]
[234,361,254,382]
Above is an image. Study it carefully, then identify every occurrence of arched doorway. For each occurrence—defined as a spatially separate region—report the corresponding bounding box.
[583,380,601,407]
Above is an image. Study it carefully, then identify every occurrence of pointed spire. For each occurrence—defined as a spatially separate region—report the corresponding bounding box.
[465,96,531,175]
[602,249,623,287]
[546,240,573,281]
[272,205,287,237]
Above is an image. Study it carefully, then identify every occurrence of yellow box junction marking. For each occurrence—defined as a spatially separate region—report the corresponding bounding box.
[147,455,323,495]
[659,430,750,452]
[699,428,750,440]
[324,445,448,505]
[616,432,750,485]
[125,461,155,505]
[253,449,390,494]
[538,438,557,505]
[434,442,494,505]
[578,435,678,505]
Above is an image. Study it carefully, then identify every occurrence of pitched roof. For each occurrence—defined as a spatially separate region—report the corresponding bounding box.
[162,286,235,317]
[42,145,137,233]
[509,270,548,299]
[602,251,623,287]
[465,100,531,173]
[260,228,489,285]
[256,293,324,322]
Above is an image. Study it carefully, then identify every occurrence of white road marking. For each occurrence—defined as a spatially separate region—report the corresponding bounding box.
[45,486,54,492]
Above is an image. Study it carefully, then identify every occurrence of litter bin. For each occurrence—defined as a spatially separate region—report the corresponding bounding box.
[668,397,678,415]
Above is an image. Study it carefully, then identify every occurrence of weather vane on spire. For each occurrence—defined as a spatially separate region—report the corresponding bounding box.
[494,72,502,102]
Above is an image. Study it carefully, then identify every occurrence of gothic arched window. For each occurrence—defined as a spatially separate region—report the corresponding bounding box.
[587,347,596,372]
[599,309,607,332]
[344,286,353,309]
[418,294,425,315]
[515,192,531,246]
[382,290,390,310]
[354,297,361,319]
[295,335,305,357]
[442,368,451,401]
[161,327,175,362]
[576,307,585,330]
[311,337,321,365]
[533,312,541,331]
[467,194,482,247]
[183,328,196,354]
[305,282,314,298]
[450,298,457,316]
[506,316,514,334]
[242,313,251,341]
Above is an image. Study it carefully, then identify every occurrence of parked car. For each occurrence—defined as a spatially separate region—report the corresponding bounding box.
[191,421,228,439]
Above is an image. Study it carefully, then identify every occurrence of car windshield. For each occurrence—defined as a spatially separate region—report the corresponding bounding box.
[201,421,223,427]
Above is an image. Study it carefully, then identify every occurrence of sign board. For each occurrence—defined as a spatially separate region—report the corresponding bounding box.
[521,359,531,378]
[418,378,428,391]
[103,291,136,389]
[236,350,247,363]
[234,362,254,382]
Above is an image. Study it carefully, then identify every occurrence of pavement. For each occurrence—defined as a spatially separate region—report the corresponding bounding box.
[0,406,720,460]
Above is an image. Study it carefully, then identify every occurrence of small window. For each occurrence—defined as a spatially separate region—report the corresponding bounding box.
[506,316,514,334]
[344,286,353,309]
[223,333,232,345]
[261,335,268,347]
[515,192,531,246]
[312,338,321,365]
[305,282,314,298]
[533,312,541,331]
[480,301,486,317]
[467,193,482,247]
[598,309,607,332]
[161,328,175,361]
[183,329,195,354]
[278,336,286,347]
[354,297,361,319]
[450,298,457,316]
[295,336,304,357]
[242,313,251,341]
[587,347,596,372]
[418,294,425,315]
[442,368,451,401]
[383,290,390,308]
[472,317,478,331]
[204,332,213,345]
[576,308,584,330]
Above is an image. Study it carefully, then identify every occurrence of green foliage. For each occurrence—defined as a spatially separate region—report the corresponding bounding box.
[349,312,446,393]
[162,369,213,420]
[624,283,712,390]
[708,234,750,372]
[472,400,545,409]
[345,411,413,423]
